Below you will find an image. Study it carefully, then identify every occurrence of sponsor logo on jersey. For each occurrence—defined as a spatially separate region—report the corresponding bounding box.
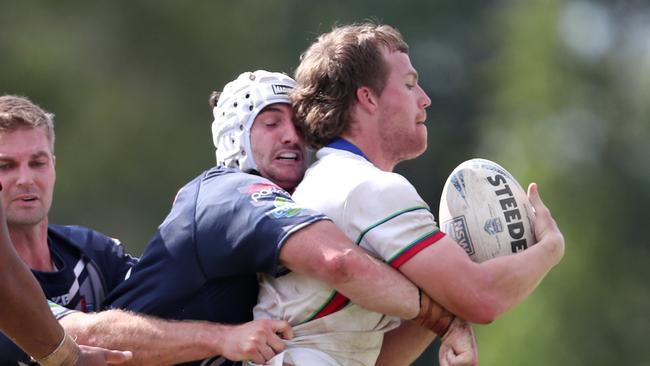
[239,183,302,219]
[269,196,302,218]
[241,182,303,218]
[242,183,289,203]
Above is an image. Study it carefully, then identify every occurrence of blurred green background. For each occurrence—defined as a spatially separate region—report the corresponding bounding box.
[2,1,649,365]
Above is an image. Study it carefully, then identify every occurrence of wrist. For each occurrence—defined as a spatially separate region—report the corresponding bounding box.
[413,289,455,337]
[32,331,80,366]
[200,322,230,357]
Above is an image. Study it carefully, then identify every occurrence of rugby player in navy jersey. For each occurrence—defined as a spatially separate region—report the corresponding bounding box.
[105,70,475,366]
[0,95,317,365]
[0,184,132,365]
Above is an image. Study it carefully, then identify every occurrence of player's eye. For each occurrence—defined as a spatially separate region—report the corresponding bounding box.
[0,162,15,170]
[29,160,48,168]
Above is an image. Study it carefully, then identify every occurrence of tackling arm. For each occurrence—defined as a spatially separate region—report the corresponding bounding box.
[60,310,293,365]
[279,220,421,321]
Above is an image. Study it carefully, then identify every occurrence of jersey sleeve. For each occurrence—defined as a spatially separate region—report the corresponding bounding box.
[193,172,327,278]
[343,172,446,268]
[84,234,139,292]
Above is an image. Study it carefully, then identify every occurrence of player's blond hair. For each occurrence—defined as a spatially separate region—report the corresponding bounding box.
[0,95,55,151]
[292,22,408,149]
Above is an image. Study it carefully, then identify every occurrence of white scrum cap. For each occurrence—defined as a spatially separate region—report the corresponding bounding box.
[211,70,295,172]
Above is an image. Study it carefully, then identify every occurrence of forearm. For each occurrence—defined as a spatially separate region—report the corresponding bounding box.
[477,231,563,309]
[0,237,64,359]
[401,233,562,323]
[60,310,224,365]
[326,248,420,320]
[280,220,420,320]
[401,183,564,323]
[376,320,435,366]
[466,182,565,319]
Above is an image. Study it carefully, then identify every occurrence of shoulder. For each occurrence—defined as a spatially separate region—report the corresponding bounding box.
[47,224,136,267]
[311,147,411,189]
[48,224,123,251]
[297,147,385,198]
[196,166,286,202]
[163,167,280,222]
[202,166,274,188]
[345,170,427,220]
[321,162,428,232]
[347,166,421,204]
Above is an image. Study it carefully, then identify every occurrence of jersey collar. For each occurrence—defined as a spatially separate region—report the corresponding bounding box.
[325,137,370,162]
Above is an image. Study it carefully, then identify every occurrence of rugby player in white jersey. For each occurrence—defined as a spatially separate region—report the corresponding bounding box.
[252,23,565,366]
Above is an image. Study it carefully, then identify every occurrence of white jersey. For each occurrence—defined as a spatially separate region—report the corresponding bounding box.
[254,140,446,366]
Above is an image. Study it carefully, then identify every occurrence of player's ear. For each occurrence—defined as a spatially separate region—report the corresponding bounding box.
[355,86,378,114]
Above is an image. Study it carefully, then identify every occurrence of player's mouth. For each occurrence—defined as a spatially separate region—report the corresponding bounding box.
[275,150,302,163]
[13,194,39,203]
[416,111,427,125]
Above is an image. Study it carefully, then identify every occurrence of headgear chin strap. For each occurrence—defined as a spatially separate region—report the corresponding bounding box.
[211,70,296,172]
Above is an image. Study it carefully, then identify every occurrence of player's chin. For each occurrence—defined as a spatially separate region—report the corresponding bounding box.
[273,167,305,189]
[410,136,428,157]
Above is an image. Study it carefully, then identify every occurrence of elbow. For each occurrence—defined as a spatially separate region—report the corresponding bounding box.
[466,303,499,325]
[459,290,507,325]
[315,248,362,288]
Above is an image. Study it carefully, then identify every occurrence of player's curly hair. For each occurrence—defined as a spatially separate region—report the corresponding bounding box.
[291,22,408,149]
[0,95,55,151]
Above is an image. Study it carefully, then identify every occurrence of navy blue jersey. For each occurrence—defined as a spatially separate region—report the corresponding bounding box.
[105,167,326,366]
[0,225,137,365]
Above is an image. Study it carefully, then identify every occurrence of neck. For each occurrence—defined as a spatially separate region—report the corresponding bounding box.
[11,219,52,272]
[340,130,397,172]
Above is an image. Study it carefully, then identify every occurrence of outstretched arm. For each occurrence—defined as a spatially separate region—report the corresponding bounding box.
[400,183,565,323]
[61,310,292,365]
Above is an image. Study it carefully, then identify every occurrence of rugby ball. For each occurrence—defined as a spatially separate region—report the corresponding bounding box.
[438,158,536,263]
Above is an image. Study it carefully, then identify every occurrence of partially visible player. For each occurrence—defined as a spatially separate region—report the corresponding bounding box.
[0,189,132,366]
[250,22,565,366]
[105,70,475,366]
[0,95,306,365]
